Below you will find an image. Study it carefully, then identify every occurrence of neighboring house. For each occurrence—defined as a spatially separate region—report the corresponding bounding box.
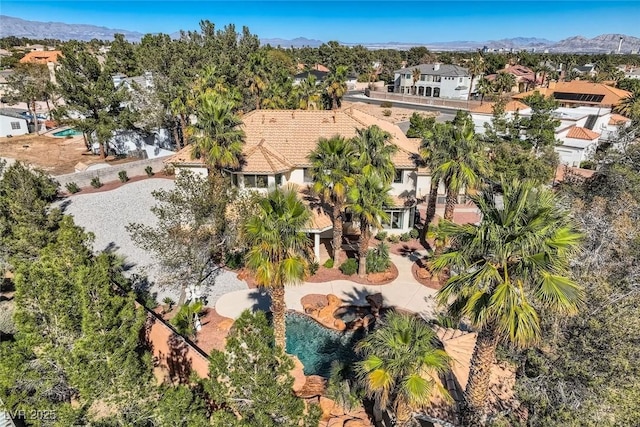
[485,64,542,93]
[512,81,632,108]
[292,69,328,85]
[471,103,631,167]
[572,63,598,77]
[392,63,472,100]
[87,128,173,159]
[619,66,640,80]
[112,72,154,90]
[0,108,29,137]
[18,50,61,84]
[296,63,330,73]
[166,107,480,260]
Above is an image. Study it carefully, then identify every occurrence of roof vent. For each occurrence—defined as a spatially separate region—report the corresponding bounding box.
[270,118,277,123]
[322,118,329,123]
[332,113,336,123]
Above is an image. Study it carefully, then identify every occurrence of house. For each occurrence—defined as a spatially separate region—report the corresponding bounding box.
[572,63,598,77]
[292,69,328,86]
[619,65,640,80]
[471,103,631,167]
[19,50,61,65]
[392,63,473,100]
[296,63,330,73]
[485,64,542,93]
[112,72,154,90]
[0,108,29,137]
[166,107,479,260]
[512,81,632,108]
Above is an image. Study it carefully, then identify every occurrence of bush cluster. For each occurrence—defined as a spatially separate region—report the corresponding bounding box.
[366,242,391,274]
[90,176,102,188]
[65,182,80,194]
[339,258,358,275]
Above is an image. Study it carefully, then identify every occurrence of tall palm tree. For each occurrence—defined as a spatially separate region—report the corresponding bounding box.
[326,65,348,110]
[352,125,398,185]
[246,54,269,110]
[432,119,486,221]
[418,122,447,239]
[245,187,312,348]
[615,92,640,121]
[467,54,486,101]
[412,67,421,95]
[189,92,245,171]
[494,72,516,94]
[347,172,393,277]
[431,179,583,424]
[296,75,322,110]
[308,136,358,267]
[356,311,451,425]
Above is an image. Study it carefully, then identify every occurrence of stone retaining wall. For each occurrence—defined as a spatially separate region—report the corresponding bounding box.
[54,156,171,187]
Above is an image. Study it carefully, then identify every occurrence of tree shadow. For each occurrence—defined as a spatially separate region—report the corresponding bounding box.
[56,198,72,212]
[166,333,193,384]
[398,244,423,262]
[341,287,376,306]
[246,287,272,312]
[101,242,136,271]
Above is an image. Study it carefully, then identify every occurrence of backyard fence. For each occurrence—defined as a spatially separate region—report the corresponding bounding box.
[367,91,481,110]
[54,156,171,188]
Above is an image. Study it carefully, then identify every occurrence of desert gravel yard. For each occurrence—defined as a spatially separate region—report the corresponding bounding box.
[58,178,248,306]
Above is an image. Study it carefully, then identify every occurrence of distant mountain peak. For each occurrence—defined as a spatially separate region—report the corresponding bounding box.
[0,15,144,41]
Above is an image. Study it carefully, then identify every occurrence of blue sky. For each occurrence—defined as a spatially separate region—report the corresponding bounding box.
[2,1,639,43]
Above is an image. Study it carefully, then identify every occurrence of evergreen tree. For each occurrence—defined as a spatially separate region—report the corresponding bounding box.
[204,310,320,426]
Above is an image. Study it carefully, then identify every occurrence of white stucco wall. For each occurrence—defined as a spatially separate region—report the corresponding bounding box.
[0,115,29,137]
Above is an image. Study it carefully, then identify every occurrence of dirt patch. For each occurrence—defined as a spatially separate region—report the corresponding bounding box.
[343,100,437,124]
[0,133,144,175]
[307,261,398,286]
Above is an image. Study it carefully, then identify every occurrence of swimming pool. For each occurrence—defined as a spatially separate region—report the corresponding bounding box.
[52,128,83,137]
[285,312,364,377]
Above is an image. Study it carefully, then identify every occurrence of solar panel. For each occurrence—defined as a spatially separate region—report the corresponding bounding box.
[553,92,605,103]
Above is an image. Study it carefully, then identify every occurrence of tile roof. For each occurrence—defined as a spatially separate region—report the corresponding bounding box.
[166,109,419,174]
[394,63,470,77]
[289,184,334,232]
[566,126,600,140]
[19,50,61,64]
[609,113,631,125]
[512,81,631,106]
[470,100,530,114]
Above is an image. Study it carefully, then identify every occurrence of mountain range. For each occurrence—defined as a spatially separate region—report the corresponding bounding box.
[1,15,639,53]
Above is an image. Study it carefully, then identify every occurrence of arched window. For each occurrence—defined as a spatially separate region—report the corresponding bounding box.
[425,87,432,97]
[418,86,424,96]
[433,87,440,98]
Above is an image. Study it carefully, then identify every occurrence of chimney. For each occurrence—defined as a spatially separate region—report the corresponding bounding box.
[617,37,624,54]
[433,62,440,71]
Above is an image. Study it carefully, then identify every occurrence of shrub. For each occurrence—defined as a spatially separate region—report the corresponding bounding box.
[579,160,595,170]
[309,261,320,275]
[380,101,393,108]
[145,165,154,177]
[90,177,102,188]
[409,228,420,239]
[162,297,175,307]
[65,182,80,194]
[400,232,411,242]
[225,252,245,270]
[382,109,392,117]
[118,170,129,183]
[171,301,204,338]
[375,231,388,241]
[323,258,334,268]
[387,234,400,243]
[164,165,175,176]
[366,242,391,274]
[339,258,358,276]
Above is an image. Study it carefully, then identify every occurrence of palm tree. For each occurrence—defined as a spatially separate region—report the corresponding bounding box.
[308,136,358,267]
[467,54,486,101]
[431,179,583,424]
[352,125,398,185]
[432,118,486,221]
[475,77,494,105]
[262,80,290,109]
[296,75,322,110]
[347,172,393,277]
[246,54,269,110]
[412,67,421,95]
[418,122,447,239]
[189,92,245,171]
[494,72,516,94]
[356,311,451,425]
[326,65,348,110]
[615,92,640,121]
[245,187,312,348]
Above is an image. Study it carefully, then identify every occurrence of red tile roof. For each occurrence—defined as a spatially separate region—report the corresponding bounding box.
[566,126,600,140]
[19,50,61,64]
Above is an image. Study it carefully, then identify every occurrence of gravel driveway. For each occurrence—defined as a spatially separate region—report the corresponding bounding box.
[58,178,248,306]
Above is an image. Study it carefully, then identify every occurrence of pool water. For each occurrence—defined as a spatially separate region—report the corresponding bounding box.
[286,312,364,378]
[52,128,83,137]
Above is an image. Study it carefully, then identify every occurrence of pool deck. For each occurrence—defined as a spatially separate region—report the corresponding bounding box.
[215,252,439,319]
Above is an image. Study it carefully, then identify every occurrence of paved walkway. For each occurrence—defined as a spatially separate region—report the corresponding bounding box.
[215,252,439,319]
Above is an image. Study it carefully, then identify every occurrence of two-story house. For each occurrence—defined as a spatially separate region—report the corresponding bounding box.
[393,63,472,100]
[165,107,442,261]
[471,102,631,167]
